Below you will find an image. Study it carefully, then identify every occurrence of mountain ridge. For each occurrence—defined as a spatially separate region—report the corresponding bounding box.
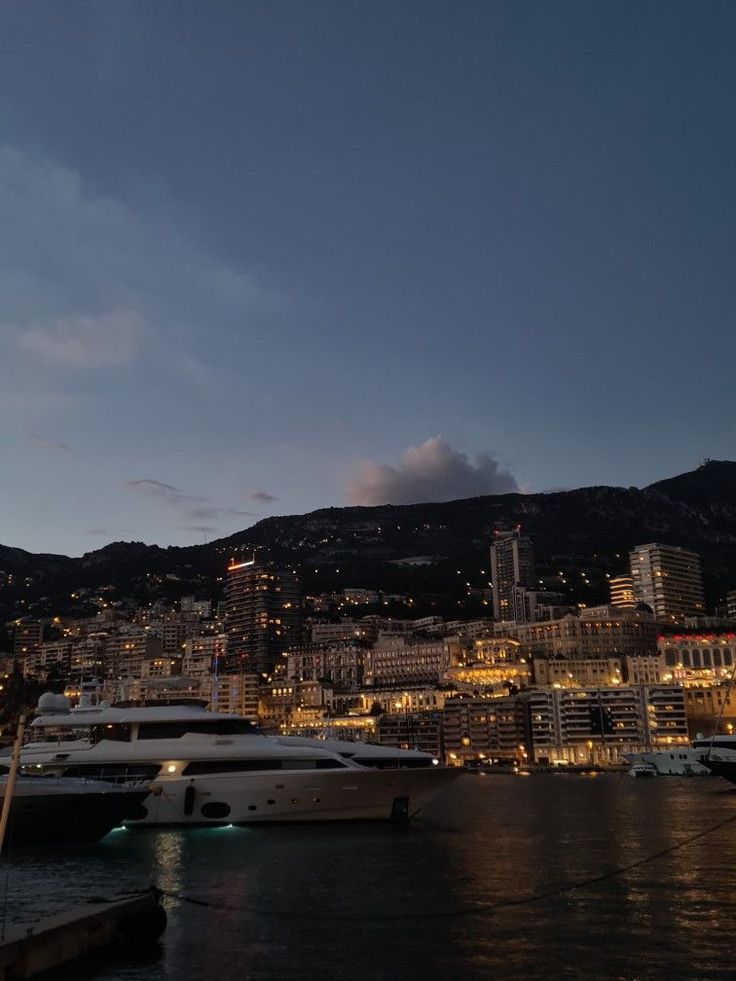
[2,461,736,623]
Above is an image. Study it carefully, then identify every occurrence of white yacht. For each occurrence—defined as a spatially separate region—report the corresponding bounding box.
[11,696,459,825]
[624,747,710,777]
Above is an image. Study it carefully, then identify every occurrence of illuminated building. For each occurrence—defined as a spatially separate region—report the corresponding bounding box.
[377,710,444,756]
[524,685,688,764]
[684,686,736,736]
[446,636,531,691]
[212,671,259,720]
[532,657,622,688]
[490,528,536,622]
[629,543,705,621]
[657,631,736,685]
[12,618,46,660]
[727,590,736,619]
[609,575,635,609]
[309,620,379,644]
[104,629,164,678]
[364,636,453,687]
[225,559,302,675]
[286,641,367,688]
[22,640,73,680]
[182,633,227,685]
[443,695,527,765]
[512,609,656,660]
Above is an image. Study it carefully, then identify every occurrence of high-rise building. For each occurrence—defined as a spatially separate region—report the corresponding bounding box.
[629,544,705,621]
[225,559,303,675]
[727,590,736,619]
[490,528,536,622]
[609,575,635,609]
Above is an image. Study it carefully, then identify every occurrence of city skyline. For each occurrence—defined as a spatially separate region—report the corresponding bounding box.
[2,2,735,556]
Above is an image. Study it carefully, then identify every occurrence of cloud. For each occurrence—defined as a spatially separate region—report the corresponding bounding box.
[31,433,71,452]
[246,490,278,503]
[346,436,518,506]
[126,478,204,506]
[126,479,256,538]
[16,310,142,368]
[0,145,278,399]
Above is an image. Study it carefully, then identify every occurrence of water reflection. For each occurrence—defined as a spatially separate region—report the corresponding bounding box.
[4,776,736,979]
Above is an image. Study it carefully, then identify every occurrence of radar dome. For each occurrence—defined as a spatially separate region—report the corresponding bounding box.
[36,692,70,713]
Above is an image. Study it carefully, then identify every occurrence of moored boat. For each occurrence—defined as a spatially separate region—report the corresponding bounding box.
[6,697,460,825]
[0,776,149,845]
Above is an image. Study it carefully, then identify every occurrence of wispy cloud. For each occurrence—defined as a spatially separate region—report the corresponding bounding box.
[0,145,279,403]
[246,490,278,503]
[126,478,205,506]
[347,436,518,506]
[16,310,143,368]
[126,478,256,538]
[31,432,71,453]
[185,506,256,522]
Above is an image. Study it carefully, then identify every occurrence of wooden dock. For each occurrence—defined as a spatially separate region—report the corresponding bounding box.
[0,889,166,979]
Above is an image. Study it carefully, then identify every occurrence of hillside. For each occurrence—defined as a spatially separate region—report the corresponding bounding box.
[2,461,736,625]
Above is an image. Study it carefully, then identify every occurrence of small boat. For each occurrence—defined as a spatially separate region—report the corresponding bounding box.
[0,776,149,846]
[629,762,657,778]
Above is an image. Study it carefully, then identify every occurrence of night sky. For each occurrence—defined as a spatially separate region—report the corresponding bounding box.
[1,1,734,555]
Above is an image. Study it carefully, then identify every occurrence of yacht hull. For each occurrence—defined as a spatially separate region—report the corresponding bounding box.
[702,757,736,785]
[126,767,461,825]
[1,782,149,845]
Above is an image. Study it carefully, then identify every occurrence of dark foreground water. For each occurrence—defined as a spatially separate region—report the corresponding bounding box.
[4,774,736,980]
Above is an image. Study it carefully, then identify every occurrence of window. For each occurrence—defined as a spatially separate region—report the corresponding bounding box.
[91,724,132,743]
[59,763,161,781]
[137,719,258,740]
[181,757,347,775]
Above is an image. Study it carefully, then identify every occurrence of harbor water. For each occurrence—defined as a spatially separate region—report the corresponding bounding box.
[4,773,736,980]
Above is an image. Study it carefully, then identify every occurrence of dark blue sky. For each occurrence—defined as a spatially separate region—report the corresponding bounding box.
[1,1,734,554]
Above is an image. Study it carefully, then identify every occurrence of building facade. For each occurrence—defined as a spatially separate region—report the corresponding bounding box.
[225,559,302,675]
[490,528,536,622]
[629,543,705,621]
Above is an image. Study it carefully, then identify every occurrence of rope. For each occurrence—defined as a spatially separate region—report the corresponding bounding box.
[155,809,736,920]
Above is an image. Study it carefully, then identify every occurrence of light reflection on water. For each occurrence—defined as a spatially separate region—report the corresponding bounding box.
[3,775,736,980]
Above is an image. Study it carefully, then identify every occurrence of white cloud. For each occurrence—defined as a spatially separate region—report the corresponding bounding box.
[346,436,518,506]
[0,145,276,385]
[18,310,142,368]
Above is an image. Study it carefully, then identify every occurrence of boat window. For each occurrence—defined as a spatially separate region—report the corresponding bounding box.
[57,763,161,781]
[137,720,258,740]
[288,758,347,770]
[352,757,432,769]
[181,757,347,775]
[91,724,132,744]
[183,759,277,774]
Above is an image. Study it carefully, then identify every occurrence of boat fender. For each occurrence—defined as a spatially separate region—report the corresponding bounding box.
[183,784,196,816]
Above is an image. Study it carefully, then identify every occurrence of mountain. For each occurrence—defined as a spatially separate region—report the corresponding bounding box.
[2,461,736,627]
